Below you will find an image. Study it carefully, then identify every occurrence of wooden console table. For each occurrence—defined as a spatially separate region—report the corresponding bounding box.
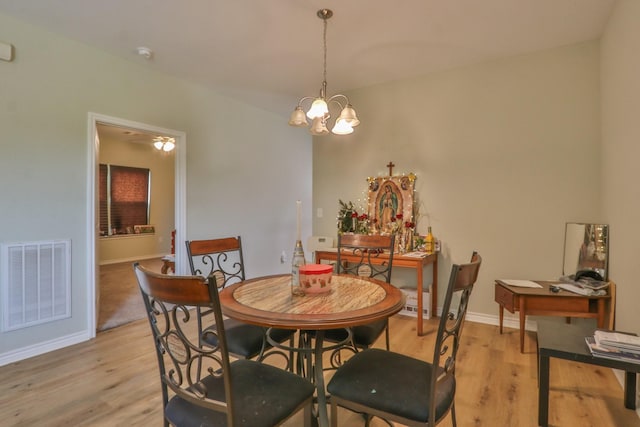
[315,249,438,335]
[495,279,610,353]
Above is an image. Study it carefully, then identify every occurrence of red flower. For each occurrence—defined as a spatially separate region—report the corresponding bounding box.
[351,212,358,218]
[396,213,403,219]
[405,221,415,228]
[372,218,378,224]
[390,217,397,222]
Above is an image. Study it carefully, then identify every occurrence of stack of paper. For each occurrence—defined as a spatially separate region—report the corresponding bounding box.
[556,283,606,296]
[500,279,542,288]
[585,330,640,363]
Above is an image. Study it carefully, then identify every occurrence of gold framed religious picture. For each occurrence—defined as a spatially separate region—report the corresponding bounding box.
[367,174,415,234]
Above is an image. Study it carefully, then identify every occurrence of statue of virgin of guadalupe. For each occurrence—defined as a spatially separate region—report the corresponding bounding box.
[378,183,398,233]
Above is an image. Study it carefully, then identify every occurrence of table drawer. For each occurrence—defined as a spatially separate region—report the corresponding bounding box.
[526,297,589,313]
[495,283,516,312]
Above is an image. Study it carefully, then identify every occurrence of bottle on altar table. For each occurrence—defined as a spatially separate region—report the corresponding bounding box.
[425,226,435,253]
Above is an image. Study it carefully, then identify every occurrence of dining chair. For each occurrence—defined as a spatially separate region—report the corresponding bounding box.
[327,252,482,427]
[185,236,295,366]
[133,263,314,427]
[322,234,396,360]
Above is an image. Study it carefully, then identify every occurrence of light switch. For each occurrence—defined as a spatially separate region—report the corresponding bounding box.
[0,41,14,62]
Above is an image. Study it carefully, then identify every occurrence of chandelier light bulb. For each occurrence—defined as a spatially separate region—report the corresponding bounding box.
[288,106,309,127]
[337,104,360,127]
[310,117,329,135]
[307,98,329,119]
[331,119,354,135]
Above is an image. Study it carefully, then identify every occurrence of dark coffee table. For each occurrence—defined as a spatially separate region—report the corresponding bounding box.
[536,317,640,427]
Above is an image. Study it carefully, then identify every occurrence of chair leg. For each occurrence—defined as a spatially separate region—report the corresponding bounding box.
[451,401,457,427]
[304,400,313,427]
[330,400,338,427]
[384,321,390,350]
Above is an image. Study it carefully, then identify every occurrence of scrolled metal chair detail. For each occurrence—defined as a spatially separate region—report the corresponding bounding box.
[134,263,315,427]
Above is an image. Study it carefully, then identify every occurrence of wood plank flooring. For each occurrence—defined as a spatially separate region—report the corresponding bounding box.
[98,257,164,331]
[1,314,639,426]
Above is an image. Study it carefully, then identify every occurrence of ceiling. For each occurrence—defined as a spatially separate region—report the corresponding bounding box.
[0,0,616,115]
[96,123,161,146]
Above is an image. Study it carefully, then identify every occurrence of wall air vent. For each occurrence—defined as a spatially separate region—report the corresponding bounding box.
[1,240,71,332]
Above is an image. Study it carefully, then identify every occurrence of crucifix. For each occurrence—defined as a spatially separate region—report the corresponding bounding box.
[386,161,395,176]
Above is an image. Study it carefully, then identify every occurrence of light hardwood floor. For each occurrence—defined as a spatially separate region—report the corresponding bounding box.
[98,257,164,331]
[1,314,639,427]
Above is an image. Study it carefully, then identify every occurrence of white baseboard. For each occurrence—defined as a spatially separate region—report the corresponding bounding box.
[99,253,166,266]
[0,330,90,367]
[464,310,538,332]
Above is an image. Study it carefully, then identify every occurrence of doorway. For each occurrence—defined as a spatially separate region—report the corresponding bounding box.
[87,113,187,336]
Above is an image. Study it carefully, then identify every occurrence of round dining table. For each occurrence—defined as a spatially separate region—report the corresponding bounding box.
[219,273,404,427]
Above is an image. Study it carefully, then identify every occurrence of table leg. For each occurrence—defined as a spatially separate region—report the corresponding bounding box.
[417,262,424,336]
[432,256,438,317]
[314,330,329,427]
[624,371,637,409]
[519,296,526,353]
[499,305,504,334]
[538,353,550,427]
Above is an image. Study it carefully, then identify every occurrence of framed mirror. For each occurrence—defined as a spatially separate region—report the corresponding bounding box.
[562,223,609,280]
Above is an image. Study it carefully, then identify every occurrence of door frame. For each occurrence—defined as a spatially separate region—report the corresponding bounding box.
[86,112,187,336]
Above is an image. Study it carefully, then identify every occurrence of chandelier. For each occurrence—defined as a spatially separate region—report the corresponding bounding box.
[153,136,175,152]
[288,9,360,136]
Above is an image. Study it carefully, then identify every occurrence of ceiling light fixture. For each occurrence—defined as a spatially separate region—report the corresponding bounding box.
[153,136,175,152]
[288,9,360,136]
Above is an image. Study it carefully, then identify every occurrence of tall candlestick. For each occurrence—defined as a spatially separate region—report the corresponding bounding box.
[296,200,301,241]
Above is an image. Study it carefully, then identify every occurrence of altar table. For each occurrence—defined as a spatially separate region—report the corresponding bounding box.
[315,249,437,335]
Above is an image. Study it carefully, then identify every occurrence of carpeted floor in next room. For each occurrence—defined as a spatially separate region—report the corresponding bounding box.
[98,257,164,331]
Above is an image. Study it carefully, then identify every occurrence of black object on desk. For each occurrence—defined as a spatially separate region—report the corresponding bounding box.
[536,318,640,427]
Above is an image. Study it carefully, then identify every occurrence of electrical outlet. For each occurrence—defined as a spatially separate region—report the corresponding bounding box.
[280,250,287,264]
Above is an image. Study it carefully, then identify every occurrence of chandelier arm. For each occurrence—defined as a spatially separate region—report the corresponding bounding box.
[296,96,317,108]
[327,94,349,108]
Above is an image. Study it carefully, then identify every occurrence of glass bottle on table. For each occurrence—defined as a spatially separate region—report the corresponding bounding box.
[291,240,306,296]
[425,226,435,253]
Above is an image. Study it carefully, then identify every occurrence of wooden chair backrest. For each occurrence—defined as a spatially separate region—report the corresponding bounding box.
[428,253,482,425]
[133,263,234,424]
[185,236,245,288]
[337,234,396,283]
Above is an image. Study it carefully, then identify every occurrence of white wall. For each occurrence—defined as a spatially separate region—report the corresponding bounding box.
[0,13,311,363]
[601,0,640,333]
[313,41,602,318]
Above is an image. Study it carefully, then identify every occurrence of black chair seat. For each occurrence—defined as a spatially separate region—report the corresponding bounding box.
[166,359,315,427]
[328,348,455,423]
[322,319,388,348]
[203,319,294,359]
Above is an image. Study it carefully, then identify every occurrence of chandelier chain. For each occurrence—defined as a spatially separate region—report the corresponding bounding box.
[323,16,327,85]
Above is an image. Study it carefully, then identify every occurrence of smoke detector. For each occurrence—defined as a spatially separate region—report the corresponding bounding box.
[136,46,153,59]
